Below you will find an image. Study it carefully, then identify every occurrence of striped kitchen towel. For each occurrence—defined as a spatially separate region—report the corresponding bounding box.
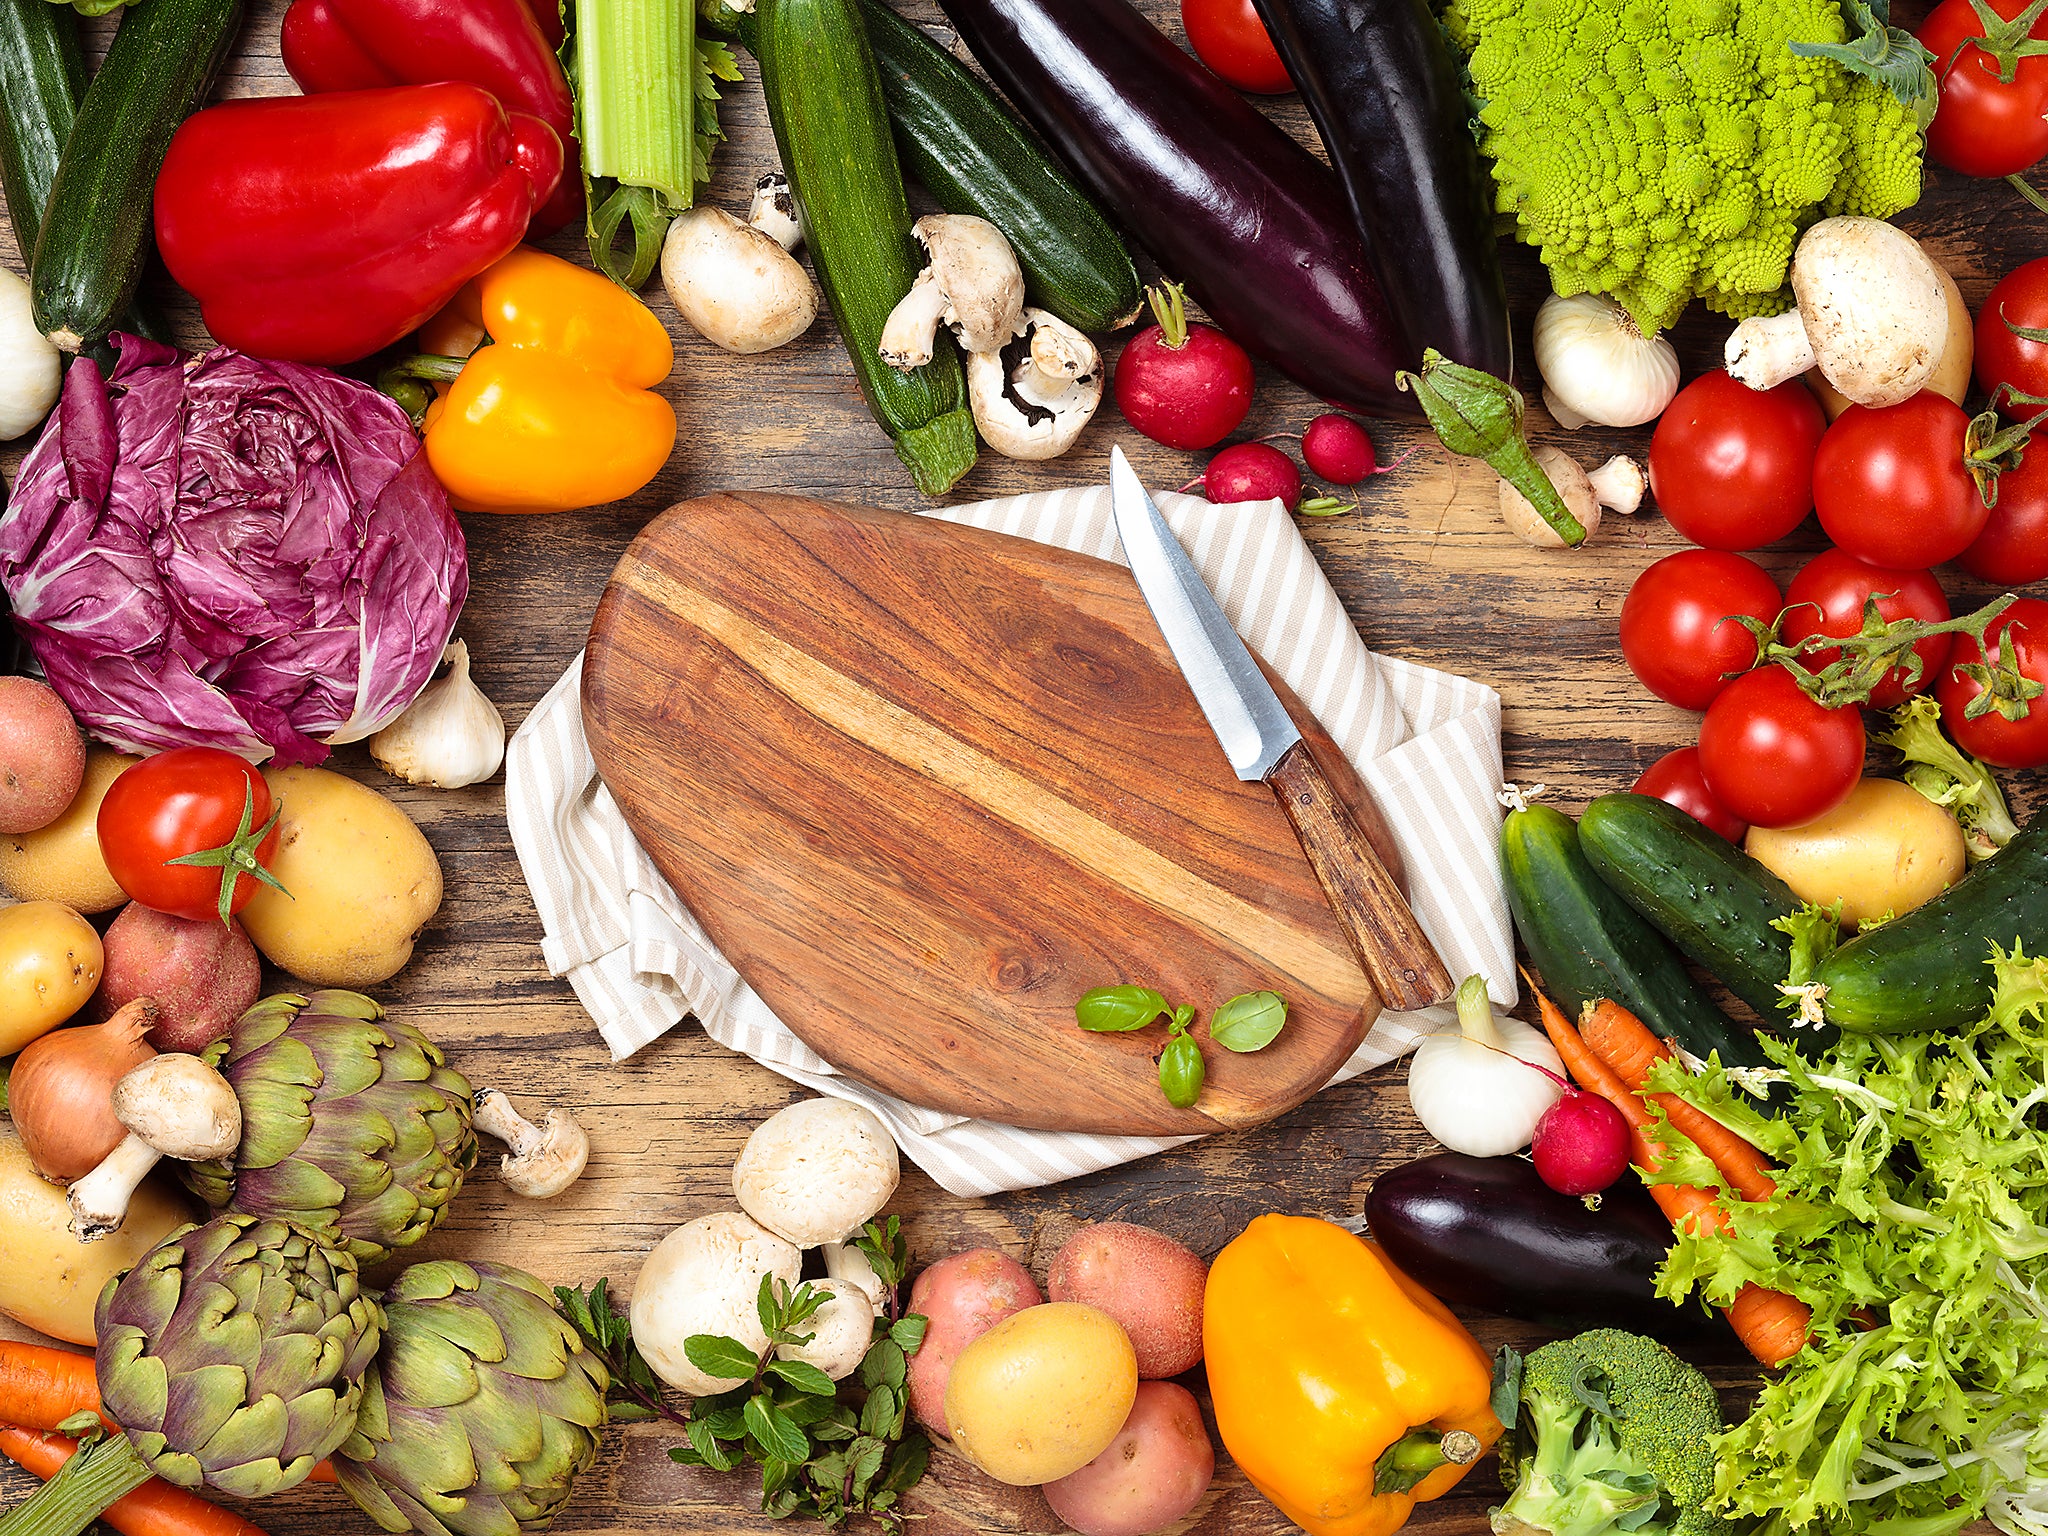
[504,485,1510,1198]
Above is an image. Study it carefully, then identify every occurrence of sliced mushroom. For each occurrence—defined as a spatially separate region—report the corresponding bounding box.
[68,1055,240,1242]
[968,309,1103,460]
[473,1088,589,1198]
[661,201,818,355]
[748,172,803,253]
[879,214,1026,370]
[732,1097,900,1248]
[1724,218,1947,407]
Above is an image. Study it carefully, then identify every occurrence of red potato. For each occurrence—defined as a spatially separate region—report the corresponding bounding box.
[90,902,261,1053]
[1042,1381,1215,1536]
[1046,1222,1206,1379]
[0,679,84,835]
[906,1248,1042,1435]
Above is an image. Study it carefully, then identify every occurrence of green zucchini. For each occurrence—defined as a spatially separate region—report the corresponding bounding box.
[1818,819,2048,1034]
[755,0,977,496]
[30,0,241,354]
[0,0,85,258]
[1579,793,1800,1026]
[1502,801,1766,1071]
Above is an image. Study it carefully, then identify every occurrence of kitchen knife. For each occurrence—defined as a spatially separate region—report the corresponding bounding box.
[1108,446,1455,1011]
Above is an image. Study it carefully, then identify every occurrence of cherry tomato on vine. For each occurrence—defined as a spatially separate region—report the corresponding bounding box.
[1632,747,1748,842]
[1619,549,1781,711]
[1697,667,1865,830]
[1647,370,1825,551]
[1780,549,1953,711]
[1814,396,1990,568]
[1938,595,2048,767]
[97,747,283,924]
[1975,258,2048,411]
[1963,439,2048,582]
[1181,0,1293,92]
[1920,0,2048,177]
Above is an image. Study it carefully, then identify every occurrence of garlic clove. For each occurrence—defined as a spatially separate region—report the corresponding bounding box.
[1532,293,1680,430]
[369,640,506,789]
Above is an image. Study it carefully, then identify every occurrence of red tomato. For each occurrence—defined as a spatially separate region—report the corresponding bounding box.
[1975,258,2048,411]
[1780,549,1953,710]
[1813,396,1990,568]
[97,747,282,923]
[1181,0,1293,92]
[1921,0,2048,177]
[1618,550,1781,711]
[1632,747,1748,843]
[1698,668,1865,830]
[1938,595,2048,767]
[1963,441,2048,582]
[1647,371,1826,551]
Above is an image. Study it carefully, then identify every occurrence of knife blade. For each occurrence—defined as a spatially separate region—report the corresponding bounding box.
[1108,446,1454,1011]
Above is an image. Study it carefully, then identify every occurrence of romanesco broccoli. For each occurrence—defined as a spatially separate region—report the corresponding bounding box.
[1444,0,1927,333]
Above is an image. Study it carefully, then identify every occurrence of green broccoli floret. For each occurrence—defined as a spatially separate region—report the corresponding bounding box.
[1445,0,1930,334]
[1492,1330,1729,1536]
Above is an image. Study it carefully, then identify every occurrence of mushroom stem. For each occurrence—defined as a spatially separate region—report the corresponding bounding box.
[66,1135,162,1243]
[473,1088,590,1199]
[1724,310,1815,392]
[879,275,951,371]
[65,1053,240,1242]
[823,1239,886,1310]
[748,172,803,253]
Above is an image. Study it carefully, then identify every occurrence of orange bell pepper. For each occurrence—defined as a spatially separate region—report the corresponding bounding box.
[420,247,675,513]
[1204,1215,1502,1536]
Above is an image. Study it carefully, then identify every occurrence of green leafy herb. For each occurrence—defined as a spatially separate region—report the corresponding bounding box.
[1075,985,1170,1032]
[1209,991,1288,1053]
[552,1277,689,1427]
[1881,696,2021,861]
[1159,1024,1205,1109]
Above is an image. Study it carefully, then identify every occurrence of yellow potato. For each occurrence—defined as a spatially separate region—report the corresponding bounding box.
[0,748,136,912]
[944,1302,1138,1486]
[0,1124,188,1344]
[1808,260,1972,419]
[0,901,103,1051]
[1745,778,1965,928]
[239,765,442,987]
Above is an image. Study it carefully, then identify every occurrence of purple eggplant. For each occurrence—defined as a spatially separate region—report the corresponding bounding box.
[1365,1153,1721,1340]
[933,0,1409,416]
[1251,0,1511,378]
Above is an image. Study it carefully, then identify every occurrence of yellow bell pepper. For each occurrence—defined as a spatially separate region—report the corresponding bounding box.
[420,247,676,514]
[1204,1215,1502,1536]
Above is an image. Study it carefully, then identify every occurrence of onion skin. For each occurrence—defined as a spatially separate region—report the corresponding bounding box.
[10,999,157,1181]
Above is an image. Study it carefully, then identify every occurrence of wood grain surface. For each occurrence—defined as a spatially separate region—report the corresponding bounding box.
[582,492,1387,1134]
[0,0,2034,1532]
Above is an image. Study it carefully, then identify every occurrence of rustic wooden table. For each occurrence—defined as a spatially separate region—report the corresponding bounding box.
[0,2,2035,1531]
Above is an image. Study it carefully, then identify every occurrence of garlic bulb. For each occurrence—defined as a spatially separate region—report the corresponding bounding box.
[1533,293,1680,429]
[1406,975,1564,1157]
[0,267,60,442]
[369,640,505,788]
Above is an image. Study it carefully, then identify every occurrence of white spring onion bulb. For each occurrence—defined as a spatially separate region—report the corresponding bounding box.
[1533,292,1681,429]
[1405,974,1565,1157]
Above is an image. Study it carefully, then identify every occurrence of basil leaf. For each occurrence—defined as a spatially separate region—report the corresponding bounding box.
[1167,1004,1195,1034]
[1159,1033,1205,1108]
[768,1358,836,1397]
[684,1334,760,1381]
[1210,990,1288,1053]
[1076,984,1169,1032]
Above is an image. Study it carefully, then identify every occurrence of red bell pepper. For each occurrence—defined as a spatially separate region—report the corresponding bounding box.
[280,0,578,232]
[154,83,563,368]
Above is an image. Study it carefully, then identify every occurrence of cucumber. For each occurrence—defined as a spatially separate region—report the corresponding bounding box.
[29,0,241,354]
[0,0,85,257]
[756,0,978,497]
[1819,819,2048,1034]
[1502,801,1766,1070]
[1579,793,1800,1025]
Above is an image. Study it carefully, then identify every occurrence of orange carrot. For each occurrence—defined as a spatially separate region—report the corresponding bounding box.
[0,1342,107,1433]
[1529,980,1665,1169]
[0,1427,271,1536]
[1578,998,1778,1203]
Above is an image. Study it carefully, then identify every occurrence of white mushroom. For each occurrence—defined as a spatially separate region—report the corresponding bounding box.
[1500,448,1646,547]
[1724,218,1948,407]
[777,1278,881,1382]
[879,213,1026,369]
[967,308,1103,460]
[472,1088,588,1198]
[822,1239,887,1310]
[630,1211,803,1395]
[68,1055,240,1242]
[732,1097,900,1248]
[661,200,818,355]
[748,172,804,254]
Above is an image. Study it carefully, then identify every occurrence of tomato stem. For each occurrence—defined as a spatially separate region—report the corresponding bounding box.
[1744,590,2034,711]
[162,778,291,927]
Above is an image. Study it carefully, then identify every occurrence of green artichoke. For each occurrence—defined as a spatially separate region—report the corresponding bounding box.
[187,990,478,1263]
[335,1261,610,1536]
[95,1213,383,1497]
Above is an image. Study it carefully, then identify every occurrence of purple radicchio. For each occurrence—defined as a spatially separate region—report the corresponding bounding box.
[0,334,467,764]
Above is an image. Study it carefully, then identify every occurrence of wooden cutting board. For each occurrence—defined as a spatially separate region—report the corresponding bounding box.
[581,493,1397,1135]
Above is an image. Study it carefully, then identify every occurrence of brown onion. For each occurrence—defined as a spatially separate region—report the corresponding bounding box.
[10,999,157,1181]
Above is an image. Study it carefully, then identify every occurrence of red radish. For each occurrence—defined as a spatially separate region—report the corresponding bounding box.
[1113,282,1253,450]
[1301,414,1378,483]
[1530,1086,1632,1197]
[1198,442,1300,506]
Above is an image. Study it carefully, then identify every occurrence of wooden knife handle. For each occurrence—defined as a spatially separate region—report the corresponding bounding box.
[1268,740,1455,1012]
